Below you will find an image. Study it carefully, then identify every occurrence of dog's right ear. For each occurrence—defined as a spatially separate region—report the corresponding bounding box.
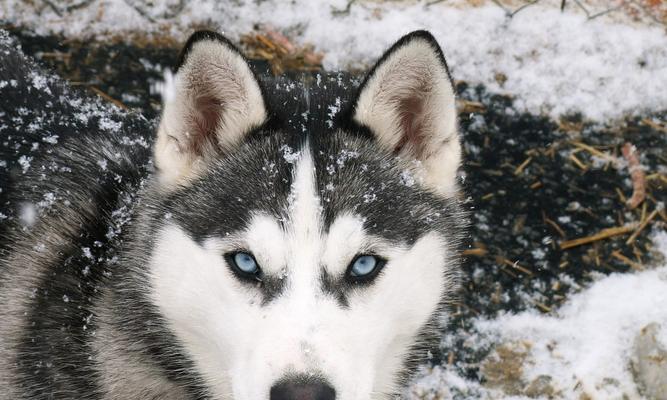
[155,30,267,188]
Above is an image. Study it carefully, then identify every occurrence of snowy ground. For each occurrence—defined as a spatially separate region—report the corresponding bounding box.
[408,230,667,399]
[2,0,667,121]
[2,1,667,399]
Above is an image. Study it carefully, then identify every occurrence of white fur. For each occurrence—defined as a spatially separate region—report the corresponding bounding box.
[354,39,461,196]
[149,147,451,399]
[154,39,267,187]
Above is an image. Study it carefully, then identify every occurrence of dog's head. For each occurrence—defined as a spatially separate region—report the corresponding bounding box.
[132,30,465,400]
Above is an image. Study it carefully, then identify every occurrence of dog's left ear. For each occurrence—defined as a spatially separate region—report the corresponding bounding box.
[352,31,460,195]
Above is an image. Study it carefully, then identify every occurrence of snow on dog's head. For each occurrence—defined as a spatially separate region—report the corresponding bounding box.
[140,30,466,399]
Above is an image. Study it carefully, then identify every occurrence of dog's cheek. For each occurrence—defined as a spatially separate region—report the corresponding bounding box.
[357,232,448,391]
[361,233,447,330]
[147,224,263,398]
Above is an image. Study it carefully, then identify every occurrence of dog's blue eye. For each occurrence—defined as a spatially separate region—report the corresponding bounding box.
[233,252,258,274]
[226,251,262,281]
[348,255,385,281]
[351,255,377,276]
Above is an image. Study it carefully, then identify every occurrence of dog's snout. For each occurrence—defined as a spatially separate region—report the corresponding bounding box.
[270,377,335,400]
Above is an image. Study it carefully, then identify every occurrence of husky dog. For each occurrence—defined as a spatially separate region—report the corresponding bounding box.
[0,29,466,399]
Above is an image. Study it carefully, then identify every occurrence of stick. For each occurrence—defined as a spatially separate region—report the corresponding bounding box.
[571,141,610,159]
[533,301,552,313]
[501,258,533,276]
[543,215,566,238]
[560,224,637,250]
[463,248,488,257]
[569,153,588,170]
[626,209,660,245]
[611,251,643,271]
[642,118,667,133]
[615,187,627,203]
[514,157,533,175]
[90,87,127,109]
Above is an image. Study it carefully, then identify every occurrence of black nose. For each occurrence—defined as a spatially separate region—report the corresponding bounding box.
[270,377,336,400]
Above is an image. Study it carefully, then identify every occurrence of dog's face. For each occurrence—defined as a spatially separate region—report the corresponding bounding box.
[135,31,464,400]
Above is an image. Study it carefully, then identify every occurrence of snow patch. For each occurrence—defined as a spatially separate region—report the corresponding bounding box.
[411,230,667,398]
[2,1,666,120]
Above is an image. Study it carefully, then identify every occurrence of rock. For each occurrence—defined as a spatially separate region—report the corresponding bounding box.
[480,341,531,395]
[481,343,557,398]
[524,375,556,398]
[631,323,667,400]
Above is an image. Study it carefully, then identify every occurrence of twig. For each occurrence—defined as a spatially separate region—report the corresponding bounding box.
[509,0,541,17]
[532,301,552,313]
[425,0,449,7]
[615,187,627,204]
[611,250,643,271]
[463,248,488,257]
[65,0,96,12]
[569,153,588,170]
[647,173,667,185]
[458,100,486,114]
[123,0,155,22]
[90,87,127,109]
[123,0,185,22]
[500,267,518,278]
[571,0,623,20]
[42,0,63,17]
[331,0,357,16]
[587,4,624,20]
[492,0,542,18]
[491,0,512,15]
[626,208,660,245]
[571,141,611,160]
[560,224,638,250]
[500,258,533,276]
[514,157,533,175]
[642,118,667,133]
[543,213,566,238]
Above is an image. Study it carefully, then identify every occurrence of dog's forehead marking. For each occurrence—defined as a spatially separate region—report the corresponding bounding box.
[282,144,323,294]
[287,143,320,244]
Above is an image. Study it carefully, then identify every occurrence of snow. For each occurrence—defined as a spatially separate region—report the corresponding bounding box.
[2,1,666,121]
[326,97,342,128]
[480,265,665,398]
[17,155,32,173]
[18,202,37,227]
[152,69,176,102]
[409,230,667,399]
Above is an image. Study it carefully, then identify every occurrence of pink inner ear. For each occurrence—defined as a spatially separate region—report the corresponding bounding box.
[187,94,224,156]
[395,93,427,158]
